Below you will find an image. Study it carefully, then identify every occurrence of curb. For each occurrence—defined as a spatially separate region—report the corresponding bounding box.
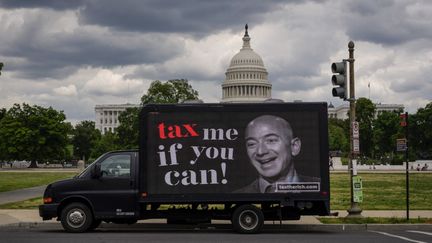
[1,222,431,232]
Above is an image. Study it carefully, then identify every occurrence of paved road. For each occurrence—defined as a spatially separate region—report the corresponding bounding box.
[0,223,431,243]
[0,186,46,205]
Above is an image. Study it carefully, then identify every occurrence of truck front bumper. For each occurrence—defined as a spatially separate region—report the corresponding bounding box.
[39,203,59,220]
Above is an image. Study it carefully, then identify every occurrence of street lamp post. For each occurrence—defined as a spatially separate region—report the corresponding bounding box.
[347,41,362,217]
[331,41,363,216]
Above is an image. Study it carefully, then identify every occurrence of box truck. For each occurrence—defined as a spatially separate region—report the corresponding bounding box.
[39,103,330,233]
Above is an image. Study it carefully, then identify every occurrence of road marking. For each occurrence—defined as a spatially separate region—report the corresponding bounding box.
[407,230,432,236]
[369,230,427,243]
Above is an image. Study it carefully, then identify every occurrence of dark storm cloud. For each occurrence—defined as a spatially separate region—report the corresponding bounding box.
[0,0,288,80]
[78,0,285,35]
[344,1,432,45]
[1,25,184,79]
[0,0,84,10]
[0,0,294,35]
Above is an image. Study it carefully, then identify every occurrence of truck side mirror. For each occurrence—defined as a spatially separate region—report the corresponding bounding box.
[91,163,102,179]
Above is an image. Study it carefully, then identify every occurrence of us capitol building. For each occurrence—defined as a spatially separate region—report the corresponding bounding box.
[95,25,403,134]
[221,24,271,102]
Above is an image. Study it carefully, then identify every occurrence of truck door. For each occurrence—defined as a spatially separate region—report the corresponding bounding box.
[90,152,138,218]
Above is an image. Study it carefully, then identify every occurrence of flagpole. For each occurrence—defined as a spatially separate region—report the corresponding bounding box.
[368,82,370,100]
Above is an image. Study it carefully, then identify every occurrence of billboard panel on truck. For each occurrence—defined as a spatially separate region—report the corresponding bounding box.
[141,103,327,195]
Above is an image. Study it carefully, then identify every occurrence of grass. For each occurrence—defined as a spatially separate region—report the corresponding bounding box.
[0,197,42,209]
[0,172,77,192]
[330,173,432,210]
[319,217,432,224]
[1,172,431,211]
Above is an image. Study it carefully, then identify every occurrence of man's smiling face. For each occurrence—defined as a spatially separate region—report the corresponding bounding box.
[245,116,294,181]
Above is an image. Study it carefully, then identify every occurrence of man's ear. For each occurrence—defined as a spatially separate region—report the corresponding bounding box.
[291,137,301,156]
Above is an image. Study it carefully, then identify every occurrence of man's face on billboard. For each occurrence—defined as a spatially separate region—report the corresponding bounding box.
[245,116,300,181]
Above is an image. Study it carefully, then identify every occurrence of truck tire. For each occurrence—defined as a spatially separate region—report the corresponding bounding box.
[61,202,94,233]
[232,204,264,234]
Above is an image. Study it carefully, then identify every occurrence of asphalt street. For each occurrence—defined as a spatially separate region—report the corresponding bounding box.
[0,223,431,243]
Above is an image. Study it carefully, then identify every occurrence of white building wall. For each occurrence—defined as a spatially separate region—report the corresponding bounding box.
[95,104,140,134]
[328,103,404,120]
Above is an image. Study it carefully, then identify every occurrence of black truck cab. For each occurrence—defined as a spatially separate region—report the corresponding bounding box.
[40,150,139,231]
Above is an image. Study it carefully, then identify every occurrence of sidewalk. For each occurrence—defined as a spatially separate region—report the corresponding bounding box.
[332,210,432,218]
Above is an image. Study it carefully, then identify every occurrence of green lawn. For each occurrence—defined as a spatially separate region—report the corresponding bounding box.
[0,197,42,209]
[1,172,431,211]
[0,172,77,192]
[330,173,432,210]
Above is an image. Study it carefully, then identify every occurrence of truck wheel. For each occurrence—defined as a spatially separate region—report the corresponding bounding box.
[232,204,264,234]
[61,202,93,233]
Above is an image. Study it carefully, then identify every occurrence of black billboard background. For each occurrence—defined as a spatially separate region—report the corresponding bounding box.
[145,111,321,194]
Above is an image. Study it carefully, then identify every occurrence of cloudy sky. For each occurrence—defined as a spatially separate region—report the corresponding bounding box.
[0,0,431,124]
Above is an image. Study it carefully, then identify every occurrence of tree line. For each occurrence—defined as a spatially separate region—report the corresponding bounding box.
[0,79,198,167]
[329,97,432,164]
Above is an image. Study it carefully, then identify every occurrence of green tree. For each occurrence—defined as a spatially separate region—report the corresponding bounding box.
[372,111,401,159]
[356,98,376,157]
[409,102,432,159]
[91,132,119,159]
[328,118,349,152]
[116,79,200,148]
[0,103,71,168]
[116,107,140,149]
[141,79,199,104]
[0,108,6,121]
[0,108,6,162]
[329,123,349,152]
[72,120,101,161]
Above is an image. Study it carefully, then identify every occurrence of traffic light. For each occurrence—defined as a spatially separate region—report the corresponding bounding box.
[331,61,347,99]
[0,62,3,76]
[400,113,408,127]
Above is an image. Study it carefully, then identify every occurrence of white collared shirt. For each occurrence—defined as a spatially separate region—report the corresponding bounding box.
[258,171,300,193]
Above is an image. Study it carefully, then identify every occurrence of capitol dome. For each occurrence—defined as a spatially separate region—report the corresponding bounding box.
[221,24,271,103]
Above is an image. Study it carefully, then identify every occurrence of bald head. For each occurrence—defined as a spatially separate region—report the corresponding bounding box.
[246,115,293,144]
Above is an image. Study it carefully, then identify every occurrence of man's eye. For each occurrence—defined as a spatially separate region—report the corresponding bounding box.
[266,138,279,144]
[247,141,257,148]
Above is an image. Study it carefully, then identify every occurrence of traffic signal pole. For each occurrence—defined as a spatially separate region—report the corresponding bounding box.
[331,41,362,217]
[347,41,362,217]
[403,112,409,220]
